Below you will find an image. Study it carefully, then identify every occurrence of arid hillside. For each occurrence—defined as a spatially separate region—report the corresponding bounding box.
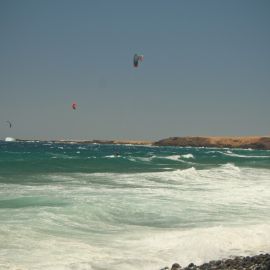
[154,136,270,150]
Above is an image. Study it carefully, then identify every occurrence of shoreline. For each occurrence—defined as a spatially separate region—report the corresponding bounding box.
[4,136,270,150]
[13,138,153,146]
[154,136,270,150]
[162,253,270,270]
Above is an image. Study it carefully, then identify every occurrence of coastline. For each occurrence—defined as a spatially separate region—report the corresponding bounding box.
[13,138,153,146]
[154,136,270,150]
[162,253,270,270]
[10,136,270,150]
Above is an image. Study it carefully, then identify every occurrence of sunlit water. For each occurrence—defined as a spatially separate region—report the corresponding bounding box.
[0,142,270,270]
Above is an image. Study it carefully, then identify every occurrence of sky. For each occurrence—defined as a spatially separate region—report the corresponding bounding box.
[0,0,270,141]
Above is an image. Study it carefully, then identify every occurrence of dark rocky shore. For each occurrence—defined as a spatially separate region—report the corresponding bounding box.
[160,254,270,270]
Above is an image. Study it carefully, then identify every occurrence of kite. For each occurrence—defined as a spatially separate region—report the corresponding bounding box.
[72,102,77,110]
[133,54,144,68]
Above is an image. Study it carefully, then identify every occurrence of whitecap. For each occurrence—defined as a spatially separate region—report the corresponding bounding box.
[223,152,270,158]
[105,155,119,158]
[165,155,181,161]
[181,153,195,159]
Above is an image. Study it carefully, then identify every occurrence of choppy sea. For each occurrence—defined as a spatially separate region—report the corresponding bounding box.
[0,141,270,270]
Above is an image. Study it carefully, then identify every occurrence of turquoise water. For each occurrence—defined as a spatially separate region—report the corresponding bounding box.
[0,141,270,269]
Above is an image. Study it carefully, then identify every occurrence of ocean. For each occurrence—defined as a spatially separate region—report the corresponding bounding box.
[0,141,270,270]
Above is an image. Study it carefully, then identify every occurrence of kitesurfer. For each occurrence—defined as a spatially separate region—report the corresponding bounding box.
[6,120,12,128]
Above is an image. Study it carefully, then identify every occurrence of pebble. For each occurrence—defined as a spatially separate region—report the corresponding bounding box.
[159,254,270,270]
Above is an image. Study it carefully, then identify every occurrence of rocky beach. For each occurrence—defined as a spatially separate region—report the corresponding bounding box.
[162,254,270,270]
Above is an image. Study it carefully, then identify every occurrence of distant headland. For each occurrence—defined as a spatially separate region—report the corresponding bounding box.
[8,136,270,150]
[153,136,270,150]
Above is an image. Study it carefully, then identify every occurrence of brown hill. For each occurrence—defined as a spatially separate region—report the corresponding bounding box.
[154,136,270,150]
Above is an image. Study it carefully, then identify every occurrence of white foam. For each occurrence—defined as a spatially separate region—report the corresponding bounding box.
[119,224,270,269]
[133,156,154,162]
[181,153,195,159]
[0,224,269,270]
[223,152,270,158]
[104,155,118,158]
[2,165,270,270]
[219,162,241,171]
[165,155,181,161]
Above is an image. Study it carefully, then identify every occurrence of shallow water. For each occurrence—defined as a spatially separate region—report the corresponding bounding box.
[0,142,270,269]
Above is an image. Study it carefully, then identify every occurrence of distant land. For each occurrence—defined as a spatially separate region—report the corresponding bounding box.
[5,136,270,150]
[153,136,270,150]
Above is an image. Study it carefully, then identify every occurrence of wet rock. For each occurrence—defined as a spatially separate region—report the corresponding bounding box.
[171,263,182,270]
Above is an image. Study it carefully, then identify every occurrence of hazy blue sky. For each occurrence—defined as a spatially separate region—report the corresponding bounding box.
[1,0,270,140]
